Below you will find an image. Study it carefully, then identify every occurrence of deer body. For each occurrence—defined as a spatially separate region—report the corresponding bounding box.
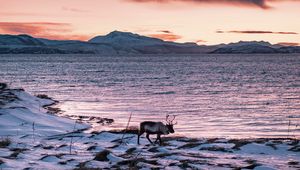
[137,115,176,145]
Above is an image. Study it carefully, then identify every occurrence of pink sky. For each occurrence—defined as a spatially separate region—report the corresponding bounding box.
[0,0,299,45]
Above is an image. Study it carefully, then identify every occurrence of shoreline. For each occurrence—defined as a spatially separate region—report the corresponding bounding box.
[0,84,299,169]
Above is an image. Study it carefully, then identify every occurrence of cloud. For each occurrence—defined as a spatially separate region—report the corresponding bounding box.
[125,0,300,9]
[158,30,173,34]
[217,30,298,35]
[0,12,40,16]
[147,30,182,41]
[148,32,182,41]
[195,39,207,43]
[0,22,91,40]
[124,0,285,9]
[276,32,298,35]
[0,22,71,35]
[277,42,299,46]
[62,6,89,13]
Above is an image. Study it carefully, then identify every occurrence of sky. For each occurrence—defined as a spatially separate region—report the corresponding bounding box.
[0,0,299,45]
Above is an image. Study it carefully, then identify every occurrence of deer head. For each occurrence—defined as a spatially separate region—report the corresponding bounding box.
[165,114,177,133]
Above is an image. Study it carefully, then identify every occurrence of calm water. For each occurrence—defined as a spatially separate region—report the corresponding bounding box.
[0,54,299,138]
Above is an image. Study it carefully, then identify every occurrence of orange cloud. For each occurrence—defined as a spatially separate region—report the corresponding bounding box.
[124,0,280,9]
[217,30,298,35]
[0,22,91,40]
[195,39,207,44]
[277,42,299,46]
[62,6,89,13]
[158,30,172,34]
[148,32,182,41]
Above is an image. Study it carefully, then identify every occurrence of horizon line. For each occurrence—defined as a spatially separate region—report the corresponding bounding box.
[0,31,299,47]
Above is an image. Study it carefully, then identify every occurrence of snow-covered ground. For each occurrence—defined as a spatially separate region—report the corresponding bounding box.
[0,85,299,169]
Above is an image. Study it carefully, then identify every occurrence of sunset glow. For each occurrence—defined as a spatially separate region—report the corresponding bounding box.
[0,0,299,45]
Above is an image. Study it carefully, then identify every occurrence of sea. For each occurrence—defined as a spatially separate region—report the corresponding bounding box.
[1,54,299,138]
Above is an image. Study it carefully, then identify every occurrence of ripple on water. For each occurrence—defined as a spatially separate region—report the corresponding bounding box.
[0,54,299,138]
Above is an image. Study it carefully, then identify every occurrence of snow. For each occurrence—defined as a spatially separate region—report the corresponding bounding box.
[0,89,89,137]
[89,30,165,46]
[0,87,299,169]
[254,166,277,170]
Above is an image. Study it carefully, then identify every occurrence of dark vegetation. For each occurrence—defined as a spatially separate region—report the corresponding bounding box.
[0,138,11,148]
[94,150,111,161]
[9,148,28,158]
[0,83,7,90]
[36,94,53,100]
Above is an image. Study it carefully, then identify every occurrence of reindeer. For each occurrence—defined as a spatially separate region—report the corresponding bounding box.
[137,115,177,145]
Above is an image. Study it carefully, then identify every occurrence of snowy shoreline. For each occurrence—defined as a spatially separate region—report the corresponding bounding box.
[0,84,299,169]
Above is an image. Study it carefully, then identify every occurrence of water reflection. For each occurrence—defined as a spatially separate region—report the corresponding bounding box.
[0,54,299,138]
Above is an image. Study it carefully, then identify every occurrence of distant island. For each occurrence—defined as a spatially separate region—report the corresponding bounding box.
[0,31,299,54]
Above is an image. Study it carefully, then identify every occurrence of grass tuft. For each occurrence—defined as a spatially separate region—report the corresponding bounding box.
[0,83,7,90]
[94,150,110,161]
[108,126,139,134]
[74,161,102,170]
[87,145,97,151]
[200,146,233,153]
[74,168,102,170]
[288,161,299,165]
[35,94,52,100]
[0,138,11,148]
[243,159,261,169]
[9,148,28,158]
[126,147,137,154]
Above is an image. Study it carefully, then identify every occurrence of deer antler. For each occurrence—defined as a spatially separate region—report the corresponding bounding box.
[170,115,176,122]
[166,114,170,124]
[166,114,177,125]
[170,115,177,125]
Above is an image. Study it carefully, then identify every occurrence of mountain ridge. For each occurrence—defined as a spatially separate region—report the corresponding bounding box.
[0,31,299,54]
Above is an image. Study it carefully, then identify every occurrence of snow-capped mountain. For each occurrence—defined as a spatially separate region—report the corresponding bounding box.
[89,31,213,54]
[0,34,45,46]
[211,41,300,54]
[0,32,299,54]
[89,30,165,46]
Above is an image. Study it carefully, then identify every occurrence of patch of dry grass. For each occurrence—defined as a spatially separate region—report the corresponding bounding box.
[0,83,7,90]
[9,148,28,158]
[288,161,299,165]
[87,145,97,151]
[148,147,159,153]
[0,138,11,148]
[94,150,110,161]
[243,159,261,169]
[116,158,158,169]
[46,107,62,114]
[108,126,139,134]
[35,94,52,100]
[42,145,55,150]
[126,147,137,154]
[228,139,251,150]
[74,161,102,170]
[200,146,233,153]
[177,142,201,149]
[152,152,174,158]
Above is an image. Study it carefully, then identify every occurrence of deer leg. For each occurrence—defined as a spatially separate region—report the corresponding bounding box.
[137,130,144,145]
[154,134,160,144]
[159,135,162,145]
[146,133,153,144]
